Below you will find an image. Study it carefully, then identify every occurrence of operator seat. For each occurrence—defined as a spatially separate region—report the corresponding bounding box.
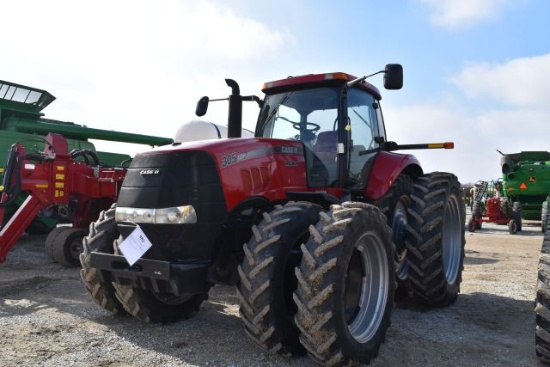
[349,145,367,177]
[311,131,338,185]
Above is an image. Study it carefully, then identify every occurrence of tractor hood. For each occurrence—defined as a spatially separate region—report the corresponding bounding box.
[121,137,307,211]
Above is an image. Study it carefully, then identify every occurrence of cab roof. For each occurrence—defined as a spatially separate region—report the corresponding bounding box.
[262,72,382,100]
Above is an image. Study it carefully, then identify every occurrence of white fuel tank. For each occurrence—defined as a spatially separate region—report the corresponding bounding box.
[174,119,254,143]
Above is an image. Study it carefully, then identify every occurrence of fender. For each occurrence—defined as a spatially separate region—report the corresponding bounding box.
[365,151,423,201]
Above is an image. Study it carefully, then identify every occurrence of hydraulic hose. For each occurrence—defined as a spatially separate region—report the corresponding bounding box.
[69,149,100,166]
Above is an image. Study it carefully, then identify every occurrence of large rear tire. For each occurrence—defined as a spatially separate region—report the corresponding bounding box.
[294,202,395,366]
[405,172,466,307]
[374,174,414,301]
[237,201,322,356]
[80,205,126,315]
[536,230,550,362]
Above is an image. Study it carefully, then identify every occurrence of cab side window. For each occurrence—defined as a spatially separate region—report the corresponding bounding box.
[347,89,379,178]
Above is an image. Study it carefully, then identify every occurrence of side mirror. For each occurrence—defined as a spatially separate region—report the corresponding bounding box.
[383,64,403,90]
[195,96,209,117]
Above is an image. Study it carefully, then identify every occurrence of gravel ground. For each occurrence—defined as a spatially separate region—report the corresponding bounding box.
[0,212,546,366]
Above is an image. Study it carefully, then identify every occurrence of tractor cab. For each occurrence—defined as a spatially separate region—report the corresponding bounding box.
[256,71,398,189]
[196,65,403,192]
[195,65,454,204]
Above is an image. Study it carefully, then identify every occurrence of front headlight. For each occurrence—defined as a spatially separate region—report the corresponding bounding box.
[115,205,197,224]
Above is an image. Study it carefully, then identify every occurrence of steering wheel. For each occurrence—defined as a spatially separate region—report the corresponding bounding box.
[277,115,320,133]
[292,122,320,133]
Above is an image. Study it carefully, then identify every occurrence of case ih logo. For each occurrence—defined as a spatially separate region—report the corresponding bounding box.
[140,169,161,175]
[280,146,300,154]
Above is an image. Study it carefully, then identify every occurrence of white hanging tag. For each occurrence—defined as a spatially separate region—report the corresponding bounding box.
[118,225,152,266]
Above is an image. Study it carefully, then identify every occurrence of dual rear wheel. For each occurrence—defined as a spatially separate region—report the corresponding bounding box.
[236,201,396,365]
[239,172,465,365]
[293,202,395,366]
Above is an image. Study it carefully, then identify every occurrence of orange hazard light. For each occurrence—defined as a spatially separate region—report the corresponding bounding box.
[519,182,527,189]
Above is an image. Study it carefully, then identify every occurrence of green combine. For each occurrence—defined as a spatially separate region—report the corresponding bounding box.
[499,150,550,232]
[0,79,173,234]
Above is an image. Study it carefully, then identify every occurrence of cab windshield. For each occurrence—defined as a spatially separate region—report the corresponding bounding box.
[257,86,383,187]
[257,87,339,145]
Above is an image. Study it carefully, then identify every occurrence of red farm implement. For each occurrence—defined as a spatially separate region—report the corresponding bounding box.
[0,133,126,266]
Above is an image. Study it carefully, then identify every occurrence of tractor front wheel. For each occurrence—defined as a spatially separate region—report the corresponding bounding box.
[80,205,126,315]
[237,201,322,356]
[294,202,395,366]
[405,172,466,307]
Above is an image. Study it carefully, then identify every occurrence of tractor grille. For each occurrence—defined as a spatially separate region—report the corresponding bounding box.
[116,150,227,260]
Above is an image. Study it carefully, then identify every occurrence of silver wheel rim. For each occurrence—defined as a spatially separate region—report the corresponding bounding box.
[347,232,389,343]
[442,194,462,284]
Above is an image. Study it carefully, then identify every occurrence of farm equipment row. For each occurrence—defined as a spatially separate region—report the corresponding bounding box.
[4,65,547,365]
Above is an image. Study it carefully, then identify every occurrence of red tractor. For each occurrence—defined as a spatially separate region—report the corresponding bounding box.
[81,65,466,366]
[468,179,521,234]
[0,133,126,266]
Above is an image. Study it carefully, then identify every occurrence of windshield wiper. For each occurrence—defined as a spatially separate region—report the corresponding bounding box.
[261,93,293,130]
[351,108,372,128]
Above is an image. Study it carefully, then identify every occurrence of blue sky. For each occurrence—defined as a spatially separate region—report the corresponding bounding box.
[1,0,549,184]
